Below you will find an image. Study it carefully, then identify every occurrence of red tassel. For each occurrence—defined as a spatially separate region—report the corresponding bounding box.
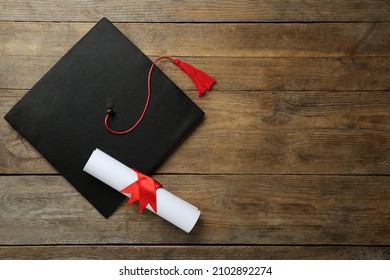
[172,59,216,96]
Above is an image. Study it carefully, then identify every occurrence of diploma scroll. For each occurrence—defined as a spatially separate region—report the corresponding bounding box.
[83,149,200,233]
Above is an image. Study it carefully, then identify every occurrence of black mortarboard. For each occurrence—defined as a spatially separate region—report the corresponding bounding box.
[4,18,214,218]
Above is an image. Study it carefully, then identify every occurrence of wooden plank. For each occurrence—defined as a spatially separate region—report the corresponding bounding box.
[0,175,389,245]
[1,22,389,91]
[0,0,389,22]
[1,55,389,91]
[2,22,389,58]
[2,90,390,175]
[0,245,389,260]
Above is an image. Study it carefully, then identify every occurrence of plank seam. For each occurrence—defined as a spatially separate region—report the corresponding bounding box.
[0,20,390,24]
[1,244,389,247]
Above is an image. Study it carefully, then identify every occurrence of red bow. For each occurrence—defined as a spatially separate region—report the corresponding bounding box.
[120,169,162,213]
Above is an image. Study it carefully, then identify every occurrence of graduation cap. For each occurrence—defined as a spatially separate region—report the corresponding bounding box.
[4,18,215,218]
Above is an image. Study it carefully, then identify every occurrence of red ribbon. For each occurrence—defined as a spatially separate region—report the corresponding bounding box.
[120,169,162,213]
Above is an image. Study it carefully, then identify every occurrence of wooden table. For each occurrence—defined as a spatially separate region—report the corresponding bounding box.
[0,1,389,259]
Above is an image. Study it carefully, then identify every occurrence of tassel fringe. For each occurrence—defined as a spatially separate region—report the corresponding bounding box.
[172,59,216,96]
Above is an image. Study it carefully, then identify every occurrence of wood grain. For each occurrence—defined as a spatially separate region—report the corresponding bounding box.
[2,90,389,175]
[1,55,389,91]
[2,22,389,58]
[0,175,389,245]
[0,245,389,260]
[1,22,389,91]
[0,0,389,22]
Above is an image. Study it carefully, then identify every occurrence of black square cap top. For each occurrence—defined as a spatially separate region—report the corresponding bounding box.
[4,18,205,217]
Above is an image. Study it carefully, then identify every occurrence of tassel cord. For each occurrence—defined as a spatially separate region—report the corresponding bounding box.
[104,56,215,135]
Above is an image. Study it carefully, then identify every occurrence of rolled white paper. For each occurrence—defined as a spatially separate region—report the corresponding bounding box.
[83,148,200,233]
